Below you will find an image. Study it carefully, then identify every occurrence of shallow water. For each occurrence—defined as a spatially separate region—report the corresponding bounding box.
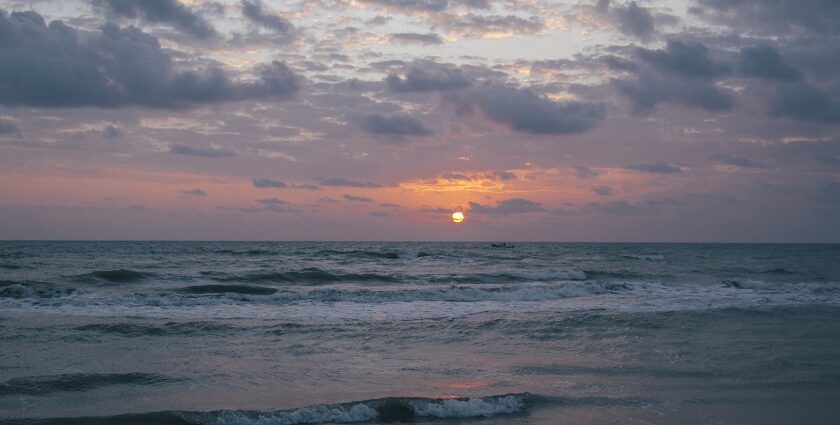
[1,242,840,424]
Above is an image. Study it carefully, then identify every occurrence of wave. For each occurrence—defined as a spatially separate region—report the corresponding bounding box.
[80,269,154,283]
[621,254,665,261]
[75,321,236,337]
[4,393,530,425]
[179,284,278,295]
[0,280,74,299]
[212,249,275,256]
[314,249,401,260]
[720,279,839,293]
[217,268,400,285]
[427,269,587,284]
[169,280,647,305]
[0,373,178,396]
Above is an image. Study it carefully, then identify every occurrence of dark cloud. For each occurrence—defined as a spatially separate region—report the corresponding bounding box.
[592,185,613,196]
[739,45,802,81]
[440,172,472,180]
[180,188,207,196]
[625,161,682,174]
[315,177,381,188]
[171,144,236,157]
[0,11,299,108]
[772,82,840,123]
[614,72,733,112]
[92,0,217,39]
[575,165,600,179]
[386,64,471,92]
[256,198,287,205]
[439,170,516,181]
[360,114,433,136]
[252,178,288,188]
[468,198,544,215]
[291,183,320,191]
[450,84,606,135]
[0,120,19,135]
[103,125,123,139]
[388,33,443,45]
[636,41,730,79]
[490,170,517,180]
[693,0,840,36]
[596,0,656,41]
[241,0,295,36]
[343,194,374,202]
[714,154,765,169]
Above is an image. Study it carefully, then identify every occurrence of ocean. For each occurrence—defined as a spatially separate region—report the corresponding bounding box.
[1,241,840,424]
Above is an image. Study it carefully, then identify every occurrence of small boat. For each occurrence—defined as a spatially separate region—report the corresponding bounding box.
[491,242,515,248]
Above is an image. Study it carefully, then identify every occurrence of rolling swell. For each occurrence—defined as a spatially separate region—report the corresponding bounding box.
[179,284,278,295]
[0,373,179,397]
[75,321,236,337]
[217,268,400,285]
[314,249,401,260]
[79,269,153,283]
[2,393,532,425]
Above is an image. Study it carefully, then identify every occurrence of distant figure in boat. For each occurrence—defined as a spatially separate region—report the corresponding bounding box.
[491,242,515,248]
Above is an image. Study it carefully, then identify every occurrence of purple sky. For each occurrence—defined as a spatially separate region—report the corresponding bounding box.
[0,0,839,241]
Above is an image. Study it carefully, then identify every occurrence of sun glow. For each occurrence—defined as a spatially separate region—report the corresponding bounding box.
[451,211,465,223]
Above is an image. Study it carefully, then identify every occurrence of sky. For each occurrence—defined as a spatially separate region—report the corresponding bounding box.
[0,0,839,241]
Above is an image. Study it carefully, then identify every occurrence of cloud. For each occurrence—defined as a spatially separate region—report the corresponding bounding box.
[574,165,600,179]
[739,45,802,81]
[636,41,730,79]
[614,72,733,112]
[171,144,236,157]
[468,198,544,214]
[0,11,299,108]
[343,194,374,202]
[0,120,19,135]
[241,0,296,36]
[624,161,682,174]
[357,0,488,12]
[450,84,606,135]
[360,114,433,136]
[430,13,543,38]
[103,125,123,139]
[596,0,656,41]
[592,185,613,196]
[93,0,217,39]
[772,82,840,123]
[291,183,320,191]
[440,170,517,181]
[180,188,207,196]
[490,170,517,180]
[388,33,443,45]
[386,64,471,92]
[612,43,735,112]
[714,154,765,169]
[315,177,381,188]
[252,178,288,188]
[256,198,287,205]
[692,0,840,36]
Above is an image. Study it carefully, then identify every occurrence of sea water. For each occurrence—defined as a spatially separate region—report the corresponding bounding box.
[1,241,840,424]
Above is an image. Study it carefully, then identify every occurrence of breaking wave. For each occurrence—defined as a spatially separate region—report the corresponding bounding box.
[5,393,531,425]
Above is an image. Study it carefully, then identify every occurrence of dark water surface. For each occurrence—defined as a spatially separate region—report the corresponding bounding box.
[1,242,840,424]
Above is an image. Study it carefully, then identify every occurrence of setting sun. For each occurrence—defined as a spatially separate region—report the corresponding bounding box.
[451,211,465,223]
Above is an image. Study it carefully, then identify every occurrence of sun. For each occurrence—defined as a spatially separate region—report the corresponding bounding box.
[451,211,465,223]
